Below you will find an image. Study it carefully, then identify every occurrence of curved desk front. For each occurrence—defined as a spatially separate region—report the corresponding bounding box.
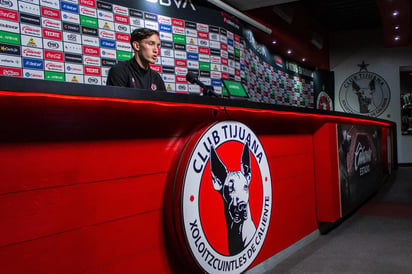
[0,77,395,273]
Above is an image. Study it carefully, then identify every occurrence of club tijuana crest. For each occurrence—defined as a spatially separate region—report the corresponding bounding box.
[182,121,272,273]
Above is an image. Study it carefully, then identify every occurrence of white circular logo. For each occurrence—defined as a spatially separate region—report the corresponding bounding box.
[182,121,272,273]
[339,71,390,116]
[316,91,333,111]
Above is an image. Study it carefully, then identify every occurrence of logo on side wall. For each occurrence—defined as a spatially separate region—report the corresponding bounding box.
[316,88,333,111]
[170,121,272,273]
[339,61,390,117]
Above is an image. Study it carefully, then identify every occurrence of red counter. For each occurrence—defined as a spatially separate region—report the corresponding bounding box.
[0,77,395,273]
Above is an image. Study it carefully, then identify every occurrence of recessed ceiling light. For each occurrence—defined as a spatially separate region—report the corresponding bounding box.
[393,10,399,16]
[394,35,400,41]
[287,49,292,54]
[302,58,306,62]
[272,40,277,44]
[395,25,400,30]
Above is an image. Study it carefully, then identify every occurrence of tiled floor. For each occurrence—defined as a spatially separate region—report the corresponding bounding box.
[266,166,412,273]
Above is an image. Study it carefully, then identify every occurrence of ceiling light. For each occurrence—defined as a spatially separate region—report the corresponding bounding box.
[395,25,400,30]
[287,49,292,54]
[302,58,306,62]
[392,10,399,16]
[272,40,277,44]
[394,35,400,41]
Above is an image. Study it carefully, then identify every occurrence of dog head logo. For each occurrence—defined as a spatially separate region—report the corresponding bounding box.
[210,144,256,255]
[179,121,272,273]
[338,62,390,117]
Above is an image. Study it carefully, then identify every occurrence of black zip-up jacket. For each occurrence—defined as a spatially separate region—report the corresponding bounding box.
[106,58,166,91]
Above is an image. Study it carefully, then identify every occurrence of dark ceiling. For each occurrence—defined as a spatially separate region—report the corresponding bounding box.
[221,0,411,32]
[299,0,383,32]
[198,0,411,69]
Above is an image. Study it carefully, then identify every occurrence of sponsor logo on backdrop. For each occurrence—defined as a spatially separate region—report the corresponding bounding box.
[80,6,97,17]
[80,0,96,8]
[85,75,101,85]
[0,7,18,21]
[20,13,41,25]
[18,2,40,15]
[64,53,82,63]
[82,35,99,46]
[0,42,20,55]
[41,6,60,19]
[158,15,171,25]
[147,0,196,11]
[65,63,84,74]
[64,42,82,53]
[22,35,42,48]
[44,60,64,72]
[98,10,114,21]
[101,58,116,67]
[99,29,115,40]
[0,18,19,33]
[24,68,44,79]
[23,57,43,70]
[177,121,271,273]
[339,61,390,117]
[0,66,21,76]
[82,26,98,36]
[63,32,81,44]
[45,50,63,61]
[66,73,83,83]
[63,22,80,33]
[22,46,43,59]
[97,1,112,11]
[44,38,63,51]
[0,54,21,68]
[130,17,143,28]
[83,55,100,66]
[0,0,18,11]
[115,22,129,33]
[112,4,127,15]
[175,67,187,75]
[100,48,115,59]
[41,0,60,9]
[21,24,41,36]
[42,18,62,30]
[61,2,79,14]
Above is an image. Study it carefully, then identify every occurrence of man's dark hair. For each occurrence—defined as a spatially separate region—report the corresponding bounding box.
[130,28,160,47]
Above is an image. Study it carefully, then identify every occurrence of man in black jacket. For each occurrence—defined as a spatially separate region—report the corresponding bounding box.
[107,28,166,91]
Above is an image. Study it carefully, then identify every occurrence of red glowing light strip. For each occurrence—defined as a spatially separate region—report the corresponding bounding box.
[225,106,392,127]
[0,90,392,127]
[0,90,223,110]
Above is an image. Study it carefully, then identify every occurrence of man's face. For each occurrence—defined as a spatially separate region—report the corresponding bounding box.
[134,34,160,64]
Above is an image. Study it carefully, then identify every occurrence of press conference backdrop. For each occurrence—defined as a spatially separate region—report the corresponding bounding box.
[0,0,314,107]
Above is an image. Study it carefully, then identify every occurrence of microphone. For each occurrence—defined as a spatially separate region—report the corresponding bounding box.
[186,72,218,97]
